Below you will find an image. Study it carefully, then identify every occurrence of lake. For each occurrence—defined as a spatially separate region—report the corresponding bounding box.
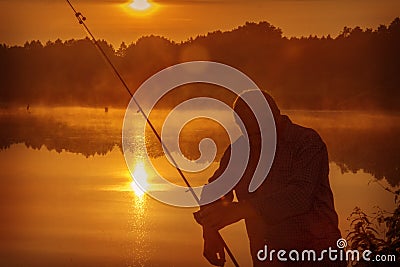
[0,107,399,266]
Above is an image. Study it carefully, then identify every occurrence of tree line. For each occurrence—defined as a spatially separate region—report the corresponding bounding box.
[0,18,399,110]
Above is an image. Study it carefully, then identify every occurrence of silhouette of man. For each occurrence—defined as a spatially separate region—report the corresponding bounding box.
[194,91,345,267]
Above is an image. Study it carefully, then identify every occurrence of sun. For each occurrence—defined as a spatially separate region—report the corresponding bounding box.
[129,0,151,11]
[121,0,159,16]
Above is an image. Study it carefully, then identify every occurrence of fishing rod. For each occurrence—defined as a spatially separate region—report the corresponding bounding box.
[64,1,239,266]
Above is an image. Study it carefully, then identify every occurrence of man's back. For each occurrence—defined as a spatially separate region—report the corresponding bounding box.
[229,115,342,265]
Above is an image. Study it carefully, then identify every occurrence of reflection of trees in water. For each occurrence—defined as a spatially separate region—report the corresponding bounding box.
[319,127,400,187]
[1,110,399,186]
[0,111,121,157]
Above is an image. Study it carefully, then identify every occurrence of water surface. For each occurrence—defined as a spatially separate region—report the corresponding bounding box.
[0,107,398,266]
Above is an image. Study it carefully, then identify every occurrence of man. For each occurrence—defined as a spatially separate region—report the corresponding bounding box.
[194,91,345,266]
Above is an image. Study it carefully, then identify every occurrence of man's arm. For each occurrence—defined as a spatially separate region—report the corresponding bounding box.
[195,146,234,266]
[199,145,234,206]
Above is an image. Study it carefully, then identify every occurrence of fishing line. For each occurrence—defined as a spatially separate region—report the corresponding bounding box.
[64,1,239,266]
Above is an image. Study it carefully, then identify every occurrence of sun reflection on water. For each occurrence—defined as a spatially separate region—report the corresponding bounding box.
[130,161,148,198]
[126,160,151,266]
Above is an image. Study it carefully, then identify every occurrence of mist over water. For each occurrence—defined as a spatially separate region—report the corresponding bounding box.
[1,106,398,185]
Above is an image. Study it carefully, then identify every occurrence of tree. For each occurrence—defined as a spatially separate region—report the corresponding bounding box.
[116,41,128,57]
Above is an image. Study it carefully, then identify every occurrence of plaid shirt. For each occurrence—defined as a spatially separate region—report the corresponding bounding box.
[207,115,343,266]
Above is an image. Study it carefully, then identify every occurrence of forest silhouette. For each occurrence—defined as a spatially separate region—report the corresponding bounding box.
[1,18,399,109]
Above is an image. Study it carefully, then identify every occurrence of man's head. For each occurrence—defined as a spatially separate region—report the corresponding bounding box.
[233,90,281,135]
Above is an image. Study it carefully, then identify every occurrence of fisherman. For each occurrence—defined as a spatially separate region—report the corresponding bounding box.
[194,90,345,267]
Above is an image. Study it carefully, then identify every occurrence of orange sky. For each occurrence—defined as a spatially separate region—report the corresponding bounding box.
[0,0,399,47]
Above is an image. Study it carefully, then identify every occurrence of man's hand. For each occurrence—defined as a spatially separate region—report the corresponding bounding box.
[193,202,245,230]
[202,228,226,266]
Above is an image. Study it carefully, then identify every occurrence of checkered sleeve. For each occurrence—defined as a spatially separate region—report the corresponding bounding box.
[252,130,328,224]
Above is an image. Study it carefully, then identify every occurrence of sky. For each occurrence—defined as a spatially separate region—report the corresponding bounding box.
[0,0,399,47]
